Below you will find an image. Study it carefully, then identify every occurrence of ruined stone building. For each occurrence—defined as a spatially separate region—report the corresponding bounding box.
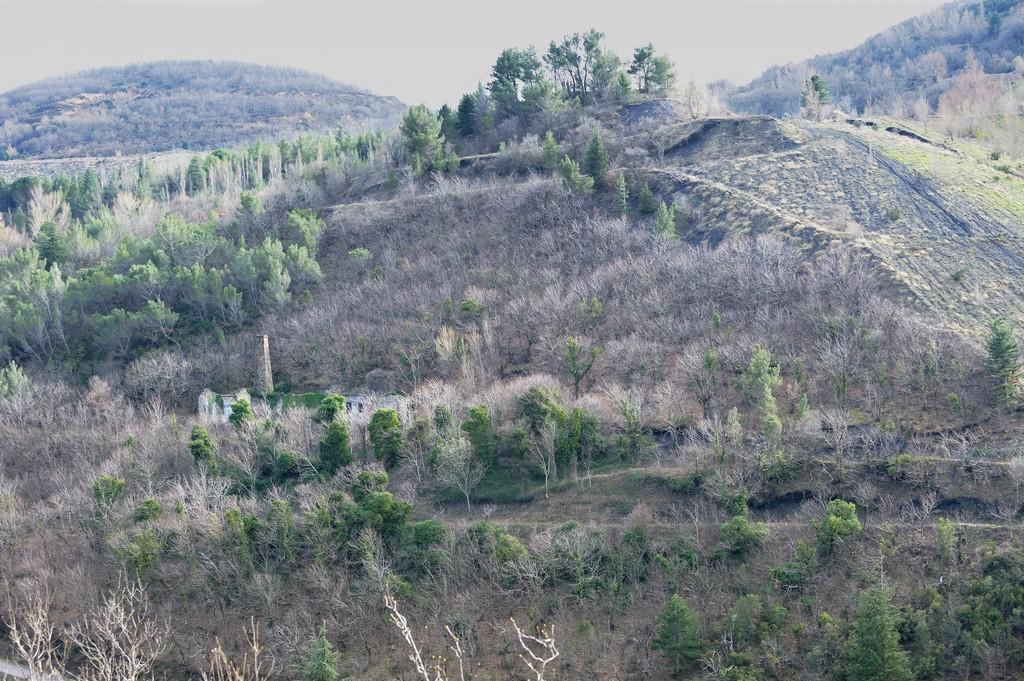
[197,334,409,426]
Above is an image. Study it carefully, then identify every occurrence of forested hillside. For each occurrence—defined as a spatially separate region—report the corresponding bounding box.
[0,61,405,159]
[0,23,1022,681]
[727,0,1024,117]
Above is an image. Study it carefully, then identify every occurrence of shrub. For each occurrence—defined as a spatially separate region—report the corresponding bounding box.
[125,529,160,574]
[720,515,769,556]
[314,394,346,424]
[721,488,750,517]
[815,499,861,557]
[189,426,217,472]
[229,399,254,429]
[93,475,126,512]
[133,498,162,523]
[884,454,916,480]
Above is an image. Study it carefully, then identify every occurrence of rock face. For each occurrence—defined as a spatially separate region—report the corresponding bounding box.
[365,368,398,393]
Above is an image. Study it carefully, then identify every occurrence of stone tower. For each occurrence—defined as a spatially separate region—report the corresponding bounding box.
[255,334,273,393]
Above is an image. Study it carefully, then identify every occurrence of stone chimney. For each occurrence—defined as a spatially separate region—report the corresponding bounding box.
[255,334,273,393]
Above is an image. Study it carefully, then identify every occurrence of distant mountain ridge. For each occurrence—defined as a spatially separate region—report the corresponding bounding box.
[0,60,406,158]
[726,0,1024,116]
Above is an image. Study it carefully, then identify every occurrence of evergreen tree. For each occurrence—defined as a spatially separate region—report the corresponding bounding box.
[314,394,346,424]
[229,399,254,429]
[368,408,403,470]
[985,317,1020,405]
[653,202,676,236]
[456,93,477,137]
[558,156,594,193]
[319,419,352,476]
[615,173,629,215]
[760,386,783,449]
[186,157,206,195]
[843,587,914,681]
[437,103,459,141]
[543,131,559,169]
[816,499,861,557]
[647,55,677,95]
[400,105,444,172]
[639,181,656,214]
[189,425,217,472]
[488,47,542,120]
[801,75,830,121]
[36,222,68,268]
[652,594,702,677]
[584,133,610,189]
[473,83,494,132]
[614,71,632,102]
[74,170,102,219]
[301,624,340,681]
[460,405,494,463]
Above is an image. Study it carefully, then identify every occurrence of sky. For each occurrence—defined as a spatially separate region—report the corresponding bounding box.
[0,0,949,107]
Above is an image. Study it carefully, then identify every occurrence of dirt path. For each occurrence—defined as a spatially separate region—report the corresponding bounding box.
[0,659,62,680]
[0,659,31,680]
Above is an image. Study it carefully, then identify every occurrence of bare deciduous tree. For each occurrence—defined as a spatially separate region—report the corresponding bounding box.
[820,409,851,473]
[526,420,558,499]
[6,592,64,680]
[434,434,487,512]
[510,618,559,681]
[202,619,275,681]
[68,577,168,681]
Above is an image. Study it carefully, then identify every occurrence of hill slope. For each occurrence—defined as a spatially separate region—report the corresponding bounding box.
[727,0,1024,115]
[641,114,1024,332]
[0,61,406,158]
[1,95,1023,679]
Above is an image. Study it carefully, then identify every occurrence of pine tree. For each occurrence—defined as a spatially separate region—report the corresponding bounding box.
[456,93,477,136]
[585,133,610,189]
[615,172,629,215]
[543,131,559,169]
[843,587,913,681]
[651,594,701,677]
[614,71,632,102]
[801,75,830,121]
[559,156,594,193]
[653,202,676,236]
[400,104,444,172]
[301,624,340,681]
[639,181,656,214]
[985,317,1020,405]
[760,386,782,449]
[36,222,68,268]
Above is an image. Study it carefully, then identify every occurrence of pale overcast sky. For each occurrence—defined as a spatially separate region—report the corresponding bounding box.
[0,0,948,106]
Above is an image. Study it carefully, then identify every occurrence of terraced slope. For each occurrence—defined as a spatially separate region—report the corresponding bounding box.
[642,115,1024,332]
